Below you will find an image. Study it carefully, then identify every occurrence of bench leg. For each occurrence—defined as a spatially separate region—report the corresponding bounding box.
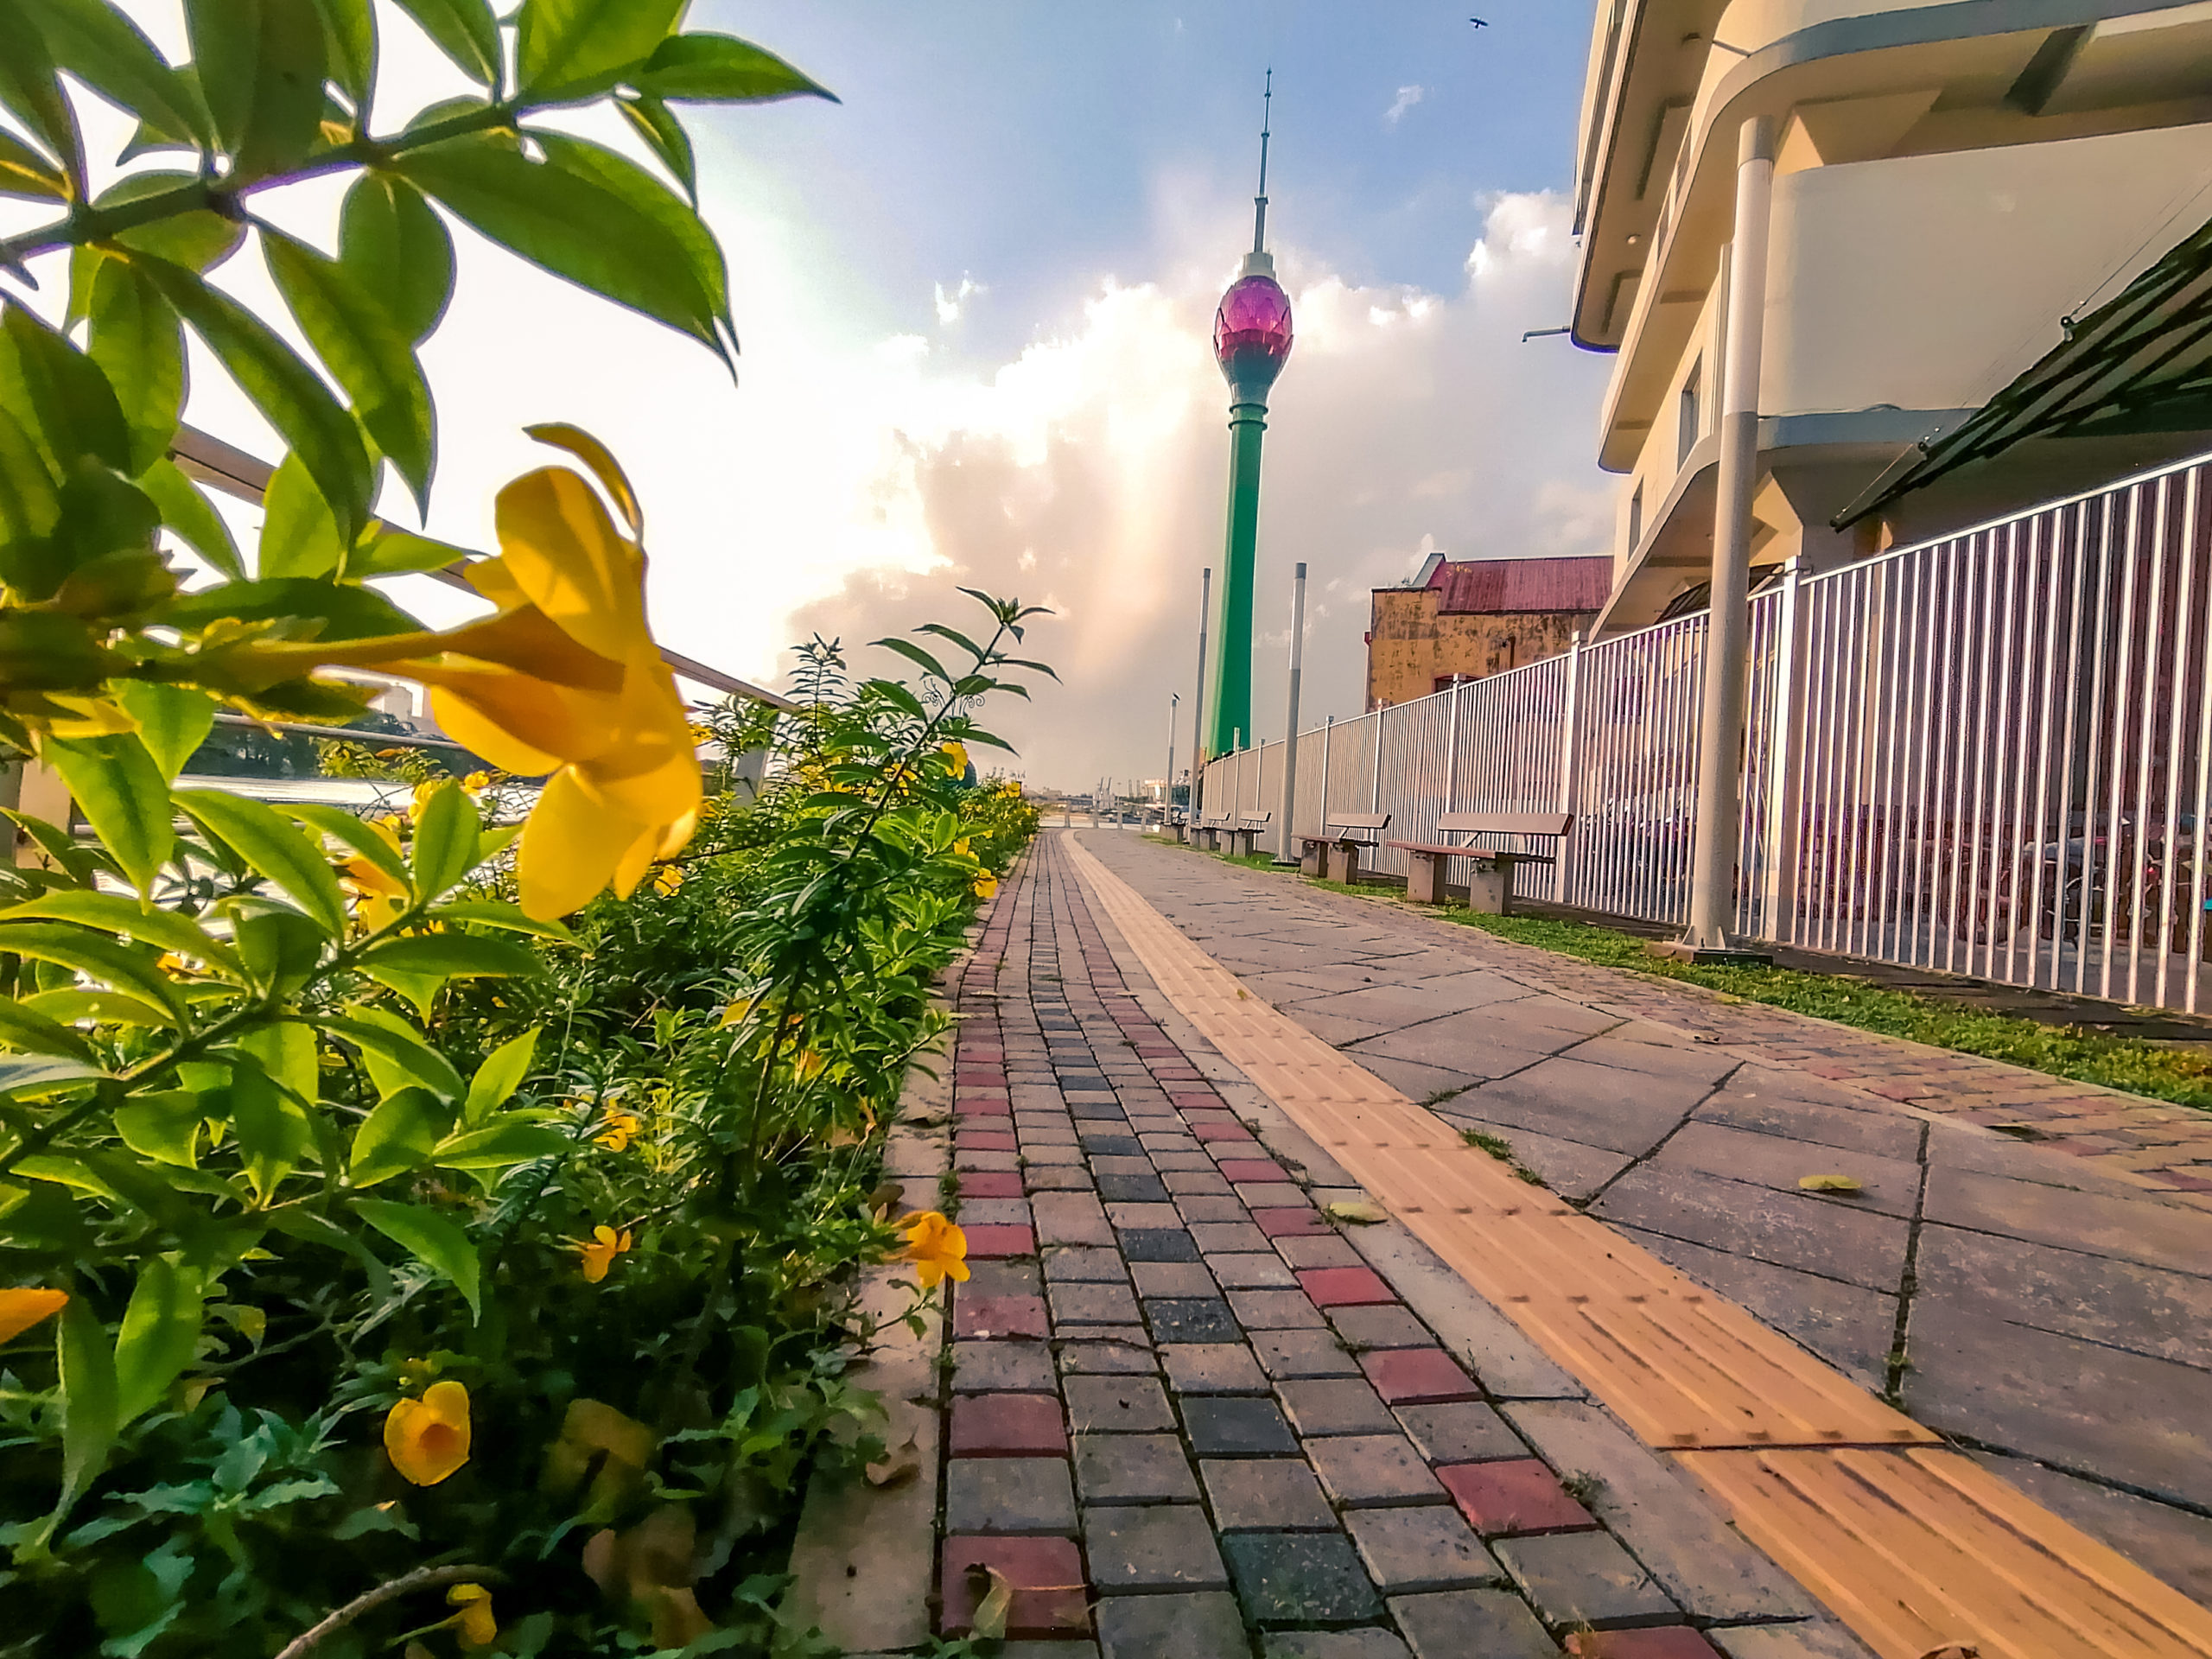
[1466,859,1510,914]
[1406,851,1445,905]
[1328,843,1361,886]
[1300,842,1322,878]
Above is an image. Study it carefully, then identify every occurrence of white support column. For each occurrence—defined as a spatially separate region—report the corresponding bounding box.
[1370,705,1386,813]
[1442,677,1464,813]
[1277,563,1306,861]
[1191,567,1211,822]
[1679,114,1776,955]
[1759,556,1811,942]
[1556,631,1586,902]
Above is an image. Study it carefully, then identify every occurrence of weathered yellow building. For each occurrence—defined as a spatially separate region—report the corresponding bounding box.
[1364,556,1611,709]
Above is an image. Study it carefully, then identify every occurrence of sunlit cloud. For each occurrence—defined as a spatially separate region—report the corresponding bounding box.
[1385,85,1427,126]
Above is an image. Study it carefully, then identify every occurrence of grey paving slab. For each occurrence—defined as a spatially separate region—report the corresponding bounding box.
[1651,1118,1923,1218]
[1967,1451,2212,1603]
[1073,1431,1201,1502]
[1161,1342,1271,1395]
[1708,1622,1880,1659]
[1694,1071,1926,1159]
[954,1340,1059,1394]
[1344,1504,1502,1592]
[1344,1050,1493,1105]
[1263,1633,1413,1659]
[1433,1111,1637,1202]
[1387,1588,1559,1659]
[1229,1288,1329,1329]
[1592,1163,1910,1293]
[1064,1374,1177,1434]
[1393,1401,1527,1465]
[1084,1503,1229,1590]
[1249,1327,1362,1378]
[1221,1531,1384,1625]
[1313,977,1531,1030]
[1200,1456,1339,1530]
[1210,1252,1299,1288]
[1326,1304,1435,1351]
[1059,1340,1164,1376]
[1620,1227,1898,1388]
[1182,1395,1300,1456]
[1922,1164,2212,1276]
[1095,1589,1249,1659]
[1449,1057,1710,1152]
[1340,1014,1574,1079]
[1916,1223,2212,1367]
[1051,1281,1142,1325]
[1306,1434,1449,1507]
[1147,1297,1241,1343]
[944,1456,1078,1534]
[1131,1261,1221,1299]
[1278,1376,1399,1437]
[1493,1530,1675,1630]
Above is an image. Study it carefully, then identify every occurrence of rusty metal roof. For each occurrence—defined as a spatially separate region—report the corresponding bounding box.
[1419,556,1612,615]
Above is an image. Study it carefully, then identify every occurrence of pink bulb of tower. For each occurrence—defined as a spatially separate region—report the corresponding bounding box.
[1213,274,1294,367]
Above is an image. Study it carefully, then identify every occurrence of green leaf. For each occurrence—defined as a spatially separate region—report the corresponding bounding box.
[113,682,218,783]
[430,899,575,941]
[353,1197,480,1319]
[137,458,245,582]
[113,1091,205,1167]
[236,1018,317,1102]
[187,0,327,182]
[0,995,97,1059]
[318,1009,464,1101]
[134,256,373,544]
[395,130,730,362]
[0,0,84,193]
[615,93,694,206]
[464,1027,537,1124]
[0,302,130,475]
[409,781,479,901]
[289,803,405,885]
[224,1060,313,1202]
[41,733,174,899]
[56,1294,120,1523]
[0,923,186,1019]
[347,1084,448,1186]
[159,574,417,639]
[255,451,344,579]
[0,130,65,200]
[338,172,454,345]
[0,405,63,569]
[97,175,245,274]
[516,0,683,102]
[86,261,184,478]
[25,987,172,1027]
[262,226,435,511]
[356,932,541,993]
[533,129,728,336]
[227,906,325,993]
[0,892,243,977]
[431,1116,566,1170]
[0,1052,106,1095]
[348,523,467,578]
[19,0,215,150]
[308,0,375,106]
[387,0,499,86]
[113,1257,203,1426]
[632,33,836,105]
[174,789,346,937]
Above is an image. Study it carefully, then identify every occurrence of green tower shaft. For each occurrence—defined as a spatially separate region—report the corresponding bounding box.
[1205,399,1268,758]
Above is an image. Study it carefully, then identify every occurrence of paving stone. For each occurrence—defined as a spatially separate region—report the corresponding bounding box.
[1073,1431,1200,1502]
[1161,1343,1271,1395]
[1131,1261,1219,1298]
[1277,1235,1366,1270]
[1178,1194,1253,1223]
[1096,1172,1172,1203]
[1146,1298,1240,1343]
[955,1339,1058,1394]
[1154,1152,1222,1173]
[1162,1168,1236,1196]
[1250,1327,1361,1378]
[1298,1266,1398,1307]
[1222,1531,1384,1627]
[1091,1154,1154,1176]
[1181,1394,1300,1456]
[1024,1143,1089,1166]
[958,1150,1022,1173]
[1237,1183,1310,1210]
[939,1535,1089,1637]
[1079,1133,1145,1156]
[1033,1192,1116,1246]
[1200,1456,1339,1530]
[1211,1252,1300,1288]
[966,1260,1043,1299]
[1083,1503,1229,1590]
[1325,1303,1440,1351]
[1438,1459,1593,1535]
[1264,1634,1413,1659]
[1192,1221,1272,1253]
[959,1171,1026,1198]
[968,1224,1039,1258]
[1395,1401,1526,1464]
[1495,1531,1676,1630]
[1045,1244,1129,1282]
[954,1294,1051,1341]
[1345,1504,1503,1592]
[1706,1621,1878,1659]
[1064,1374,1176,1433]
[1306,1434,1449,1506]
[1108,1202,1187,1231]
[1567,1631,1723,1658]
[1058,1340,1160,1375]
[1121,1228,1202,1262]
[944,1456,1078,1533]
[1217,1157,1291,1183]
[1254,1207,1330,1236]
[1094,1590,1249,1659]
[1278,1376,1398,1437]
[1361,1347,1480,1404]
[1050,1281,1141,1325]
[1388,1587,1569,1658]
[1228,1288,1329,1330]
[949,1393,1068,1458]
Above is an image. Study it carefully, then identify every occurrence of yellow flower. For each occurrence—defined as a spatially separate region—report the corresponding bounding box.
[384,1379,472,1486]
[461,770,493,793]
[336,814,409,932]
[407,780,440,823]
[973,871,998,900]
[940,741,969,776]
[651,864,683,895]
[0,1287,67,1344]
[595,1112,642,1152]
[794,1049,825,1083]
[573,1224,633,1283]
[446,1583,497,1649]
[952,837,970,857]
[900,1211,969,1288]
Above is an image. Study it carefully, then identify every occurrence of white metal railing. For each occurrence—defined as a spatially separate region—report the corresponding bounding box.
[1195,448,2212,1014]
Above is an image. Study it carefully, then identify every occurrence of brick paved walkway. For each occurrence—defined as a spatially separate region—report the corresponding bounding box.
[930,835,1869,1658]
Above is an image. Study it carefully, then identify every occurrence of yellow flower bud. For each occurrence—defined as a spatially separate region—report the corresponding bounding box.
[384,1379,472,1486]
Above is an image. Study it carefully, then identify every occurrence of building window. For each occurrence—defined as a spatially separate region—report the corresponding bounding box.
[1628,481,1643,553]
[1679,358,1700,468]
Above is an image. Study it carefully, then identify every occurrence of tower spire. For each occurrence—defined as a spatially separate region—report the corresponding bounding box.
[1252,69,1273,255]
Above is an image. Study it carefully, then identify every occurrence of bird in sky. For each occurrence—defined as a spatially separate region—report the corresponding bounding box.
[1469,16,1489,26]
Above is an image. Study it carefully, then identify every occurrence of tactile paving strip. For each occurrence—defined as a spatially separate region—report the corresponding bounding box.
[1065,833,1926,1452]
[1681,1447,2212,1658]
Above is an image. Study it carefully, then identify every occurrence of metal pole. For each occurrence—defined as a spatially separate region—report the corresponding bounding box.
[1370,704,1386,813]
[1192,567,1212,823]
[1442,676,1464,814]
[1278,562,1306,861]
[1557,632,1585,902]
[1758,556,1809,942]
[1166,692,1179,833]
[1318,715,1334,842]
[1680,114,1775,953]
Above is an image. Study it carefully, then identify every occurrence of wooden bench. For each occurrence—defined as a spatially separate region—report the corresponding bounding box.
[1300,812,1391,884]
[1387,811,1572,912]
[1194,813,1236,851]
[1229,812,1272,857]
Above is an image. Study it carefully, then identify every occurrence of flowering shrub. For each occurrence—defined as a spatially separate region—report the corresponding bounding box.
[0,5,1043,1654]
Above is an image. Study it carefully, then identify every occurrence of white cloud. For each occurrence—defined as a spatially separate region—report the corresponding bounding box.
[1385,85,1427,126]
[934,276,986,324]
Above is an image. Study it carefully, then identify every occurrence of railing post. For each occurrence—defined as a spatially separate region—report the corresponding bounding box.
[1279,563,1307,861]
[1318,715,1334,838]
[1191,567,1211,823]
[1442,677,1464,813]
[1370,705,1386,814]
[1759,556,1810,943]
[1556,631,1585,902]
